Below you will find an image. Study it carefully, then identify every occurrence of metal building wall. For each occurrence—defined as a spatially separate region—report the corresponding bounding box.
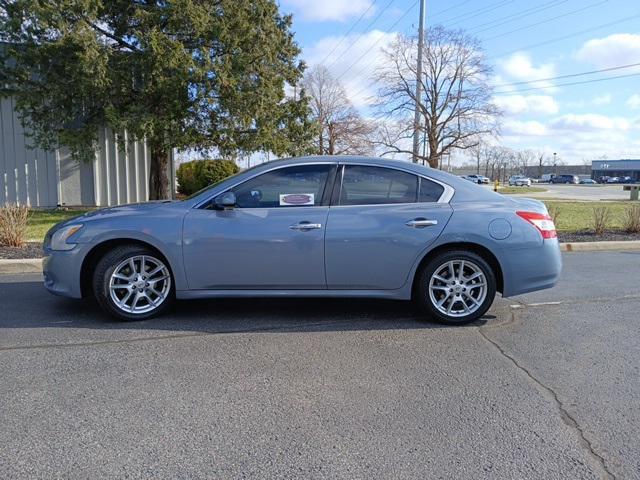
[92,128,150,207]
[0,96,59,207]
[1,96,154,207]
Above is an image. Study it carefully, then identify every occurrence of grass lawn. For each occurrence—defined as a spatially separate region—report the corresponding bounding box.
[27,209,90,240]
[543,201,637,232]
[497,186,547,194]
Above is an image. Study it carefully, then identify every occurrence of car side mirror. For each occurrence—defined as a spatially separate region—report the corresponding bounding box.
[213,191,236,209]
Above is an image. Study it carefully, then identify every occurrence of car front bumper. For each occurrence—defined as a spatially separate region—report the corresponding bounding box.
[43,245,88,299]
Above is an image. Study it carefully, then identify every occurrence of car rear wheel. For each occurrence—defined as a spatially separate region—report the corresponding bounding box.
[414,250,496,325]
[93,245,174,321]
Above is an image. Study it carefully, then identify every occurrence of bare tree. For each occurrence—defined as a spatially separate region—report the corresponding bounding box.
[302,65,374,155]
[373,27,500,167]
[515,149,537,174]
[468,140,493,175]
[536,151,548,179]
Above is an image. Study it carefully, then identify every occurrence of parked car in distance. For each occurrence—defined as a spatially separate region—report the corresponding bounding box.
[621,176,634,184]
[606,176,621,184]
[43,156,562,326]
[579,178,597,185]
[598,176,610,184]
[508,175,532,187]
[551,174,579,184]
[541,174,554,183]
[466,174,490,184]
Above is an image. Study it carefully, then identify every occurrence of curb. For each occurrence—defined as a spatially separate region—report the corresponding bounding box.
[0,258,43,274]
[560,240,640,252]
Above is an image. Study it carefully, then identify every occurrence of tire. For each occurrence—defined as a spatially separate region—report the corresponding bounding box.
[93,245,174,321]
[414,250,497,325]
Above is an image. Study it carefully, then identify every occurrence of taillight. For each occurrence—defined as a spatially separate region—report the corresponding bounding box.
[516,211,557,239]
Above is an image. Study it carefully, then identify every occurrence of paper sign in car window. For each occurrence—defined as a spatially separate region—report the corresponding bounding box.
[279,193,315,206]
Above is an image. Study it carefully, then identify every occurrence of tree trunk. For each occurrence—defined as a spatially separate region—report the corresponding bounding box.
[328,123,335,155]
[538,156,544,179]
[148,146,170,200]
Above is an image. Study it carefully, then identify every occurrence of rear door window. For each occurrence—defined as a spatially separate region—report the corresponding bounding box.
[338,166,418,205]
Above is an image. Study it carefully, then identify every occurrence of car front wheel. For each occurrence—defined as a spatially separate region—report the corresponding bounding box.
[414,251,496,325]
[93,245,174,321]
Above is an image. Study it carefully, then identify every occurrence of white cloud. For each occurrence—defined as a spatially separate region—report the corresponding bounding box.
[627,94,640,109]
[550,113,631,132]
[281,0,374,22]
[502,120,549,137]
[494,94,559,115]
[305,30,397,108]
[575,33,640,69]
[498,52,555,88]
[592,93,612,106]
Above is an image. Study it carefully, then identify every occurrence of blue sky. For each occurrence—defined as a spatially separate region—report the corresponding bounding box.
[278,0,640,164]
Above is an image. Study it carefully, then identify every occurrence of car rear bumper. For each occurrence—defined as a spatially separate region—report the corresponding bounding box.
[43,246,86,299]
[502,238,562,297]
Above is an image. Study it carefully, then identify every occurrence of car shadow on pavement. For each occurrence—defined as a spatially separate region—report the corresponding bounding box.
[0,281,492,334]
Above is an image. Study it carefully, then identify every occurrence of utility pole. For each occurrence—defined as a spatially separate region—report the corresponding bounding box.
[412,0,426,163]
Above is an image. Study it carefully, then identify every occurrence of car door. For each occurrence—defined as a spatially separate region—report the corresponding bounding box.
[182,163,335,290]
[325,164,453,290]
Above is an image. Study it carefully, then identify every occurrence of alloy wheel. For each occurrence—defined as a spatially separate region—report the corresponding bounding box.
[428,259,487,318]
[108,255,171,314]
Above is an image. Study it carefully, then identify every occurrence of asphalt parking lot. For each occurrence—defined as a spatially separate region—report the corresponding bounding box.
[1,251,639,479]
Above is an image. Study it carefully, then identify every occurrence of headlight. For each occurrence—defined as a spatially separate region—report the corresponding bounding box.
[50,224,83,251]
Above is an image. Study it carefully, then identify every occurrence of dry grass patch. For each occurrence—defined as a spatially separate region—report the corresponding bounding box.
[0,204,30,247]
[623,204,640,233]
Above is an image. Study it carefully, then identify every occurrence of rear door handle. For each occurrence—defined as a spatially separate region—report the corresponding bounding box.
[406,218,438,228]
[290,221,323,231]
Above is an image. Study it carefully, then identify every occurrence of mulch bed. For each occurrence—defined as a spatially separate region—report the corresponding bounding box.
[0,242,43,260]
[558,230,640,243]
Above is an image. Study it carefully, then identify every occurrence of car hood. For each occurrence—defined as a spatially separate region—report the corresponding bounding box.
[83,200,175,218]
[52,201,178,231]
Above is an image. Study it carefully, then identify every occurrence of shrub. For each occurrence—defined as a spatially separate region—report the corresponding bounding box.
[591,206,610,235]
[176,159,240,196]
[0,204,30,247]
[623,204,640,233]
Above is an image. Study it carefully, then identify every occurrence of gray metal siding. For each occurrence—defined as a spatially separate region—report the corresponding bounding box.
[1,96,59,207]
[1,96,155,207]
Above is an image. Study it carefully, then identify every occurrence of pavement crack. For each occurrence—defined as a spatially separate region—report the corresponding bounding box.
[478,319,616,480]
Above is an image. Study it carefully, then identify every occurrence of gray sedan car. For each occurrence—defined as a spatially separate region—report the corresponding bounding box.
[44,156,562,325]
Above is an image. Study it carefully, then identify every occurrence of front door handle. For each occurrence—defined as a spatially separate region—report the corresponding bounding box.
[406,218,438,228]
[290,221,323,231]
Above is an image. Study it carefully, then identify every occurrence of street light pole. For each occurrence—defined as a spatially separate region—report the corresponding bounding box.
[412,0,426,164]
[553,152,558,176]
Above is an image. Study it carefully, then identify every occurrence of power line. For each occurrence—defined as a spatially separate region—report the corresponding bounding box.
[489,12,640,59]
[441,0,516,26]
[335,0,419,81]
[469,0,569,34]
[325,0,396,69]
[493,71,640,95]
[428,0,474,18]
[492,62,640,88]
[317,1,378,66]
[482,0,609,41]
